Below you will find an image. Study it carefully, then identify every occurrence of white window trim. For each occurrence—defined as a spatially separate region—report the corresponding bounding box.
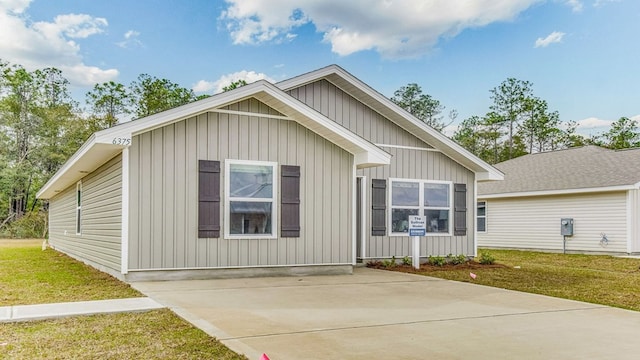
[224,159,278,240]
[75,181,82,235]
[477,201,487,233]
[388,178,453,237]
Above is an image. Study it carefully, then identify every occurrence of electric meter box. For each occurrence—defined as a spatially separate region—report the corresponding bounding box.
[561,218,574,236]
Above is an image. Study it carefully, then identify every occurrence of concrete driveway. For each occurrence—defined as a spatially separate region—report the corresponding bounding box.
[132,268,640,360]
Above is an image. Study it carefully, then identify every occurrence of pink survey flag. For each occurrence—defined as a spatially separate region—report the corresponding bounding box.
[470,272,477,279]
[260,354,271,360]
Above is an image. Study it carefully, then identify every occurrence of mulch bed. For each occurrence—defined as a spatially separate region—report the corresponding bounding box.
[366,260,508,273]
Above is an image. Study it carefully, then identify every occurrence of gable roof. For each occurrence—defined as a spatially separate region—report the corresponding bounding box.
[478,146,640,198]
[276,64,503,182]
[37,79,391,199]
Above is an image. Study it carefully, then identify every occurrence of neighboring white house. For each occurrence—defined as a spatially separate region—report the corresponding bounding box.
[478,146,640,254]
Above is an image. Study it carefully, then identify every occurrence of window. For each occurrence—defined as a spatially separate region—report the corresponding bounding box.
[75,181,82,235]
[477,201,486,232]
[390,179,452,235]
[225,160,277,238]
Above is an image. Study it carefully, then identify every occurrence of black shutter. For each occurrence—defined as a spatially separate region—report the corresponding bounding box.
[371,179,387,236]
[454,183,467,236]
[198,160,220,238]
[281,165,301,237]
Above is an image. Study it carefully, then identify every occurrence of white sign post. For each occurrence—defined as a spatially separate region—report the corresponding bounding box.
[408,215,426,269]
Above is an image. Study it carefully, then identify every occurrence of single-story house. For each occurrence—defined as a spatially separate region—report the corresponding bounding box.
[478,146,640,254]
[37,64,502,281]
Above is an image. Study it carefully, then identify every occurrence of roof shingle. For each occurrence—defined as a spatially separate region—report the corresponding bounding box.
[478,146,640,195]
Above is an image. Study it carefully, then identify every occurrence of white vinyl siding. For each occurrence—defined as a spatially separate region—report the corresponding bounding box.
[287,79,476,258]
[48,154,123,272]
[478,192,628,253]
[128,98,354,270]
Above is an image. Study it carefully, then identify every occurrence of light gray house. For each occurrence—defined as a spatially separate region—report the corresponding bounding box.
[37,65,502,281]
[478,146,640,254]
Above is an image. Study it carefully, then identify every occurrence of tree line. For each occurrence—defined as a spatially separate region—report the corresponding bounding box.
[0,59,208,236]
[0,58,637,237]
[391,79,639,164]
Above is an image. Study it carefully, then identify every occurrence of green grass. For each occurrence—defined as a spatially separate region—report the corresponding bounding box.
[0,239,140,306]
[0,240,247,359]
[408,249,640,311]
[0,309,246,359]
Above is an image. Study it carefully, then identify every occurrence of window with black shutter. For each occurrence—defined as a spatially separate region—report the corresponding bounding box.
[371,179,387,236]
[454,183,467,236]
[198,160,220,238]
[281,165,300,237]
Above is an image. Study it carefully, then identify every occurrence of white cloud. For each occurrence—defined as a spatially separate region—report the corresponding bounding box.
[576,117,613,129]
[192,70,276,94]
[534,31,565,48]
[0,0,117,86]
[565,0,583,12]
[116,30,142,48]
[630,114,640,122]
[220,0,541,59]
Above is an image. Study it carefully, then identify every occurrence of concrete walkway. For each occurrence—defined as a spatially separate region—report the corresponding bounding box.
[133,268,640,360]
[0,297,164,322]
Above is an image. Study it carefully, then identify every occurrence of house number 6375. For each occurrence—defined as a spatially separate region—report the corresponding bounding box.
[112,138,131,145]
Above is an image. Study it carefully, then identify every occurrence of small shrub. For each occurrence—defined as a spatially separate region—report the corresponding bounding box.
[402,256,412,266]
[479,251,495,265]
[382,256,397,268]
[428,255,446,267]
[450,254,468,265]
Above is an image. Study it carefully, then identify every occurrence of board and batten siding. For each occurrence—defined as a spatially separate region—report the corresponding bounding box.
[478,192,628,253]
[48,154,123,273]
[287,79,476,258]
[128,98,353,270]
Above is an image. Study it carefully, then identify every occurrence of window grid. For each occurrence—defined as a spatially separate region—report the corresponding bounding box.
[477,201,487,233]
[389,179,452,236]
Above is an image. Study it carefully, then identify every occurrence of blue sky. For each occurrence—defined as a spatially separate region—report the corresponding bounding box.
[1,0,638,136]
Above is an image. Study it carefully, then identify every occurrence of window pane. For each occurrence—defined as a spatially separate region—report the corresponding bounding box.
[424,183,449,207]
[477,218,486,232]
[392,181,419,206]
[229,201,272,234]
[230,164,273,198]
[391,208,419,233]
[425,209,449,233]
[477,201,486,216]
[76,209,81,234]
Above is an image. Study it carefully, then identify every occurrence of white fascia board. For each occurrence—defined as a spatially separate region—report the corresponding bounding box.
[277,65,502,180]
[478,184,636,199]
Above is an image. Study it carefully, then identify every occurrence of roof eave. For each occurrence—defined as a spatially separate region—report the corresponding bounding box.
[479,184,636,199]
[38,78,391,198]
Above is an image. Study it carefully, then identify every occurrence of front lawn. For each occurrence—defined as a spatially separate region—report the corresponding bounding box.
[377,249,640,311]
[0,239,140,306]
[0,239,246,360]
